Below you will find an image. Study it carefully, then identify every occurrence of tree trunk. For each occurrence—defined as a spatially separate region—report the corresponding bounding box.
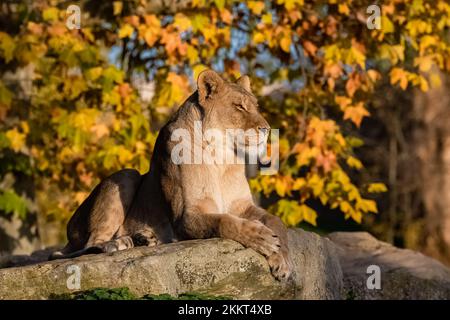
[413,69,450,264]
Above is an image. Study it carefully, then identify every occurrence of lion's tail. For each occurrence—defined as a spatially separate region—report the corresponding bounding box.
[48,244,102,260]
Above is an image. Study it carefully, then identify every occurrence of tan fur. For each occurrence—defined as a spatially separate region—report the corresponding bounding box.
[50,70,293,281]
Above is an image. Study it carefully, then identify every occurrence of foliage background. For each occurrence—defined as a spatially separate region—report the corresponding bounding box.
[1,0,449,263]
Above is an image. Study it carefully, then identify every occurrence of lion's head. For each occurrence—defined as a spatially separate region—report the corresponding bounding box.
[197,70,270,152]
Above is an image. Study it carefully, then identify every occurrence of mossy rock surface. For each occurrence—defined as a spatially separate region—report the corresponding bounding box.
[1,229,450,300]
[50,287,230,300]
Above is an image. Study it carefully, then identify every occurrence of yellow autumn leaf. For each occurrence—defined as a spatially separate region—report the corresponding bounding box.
[379,44,404,65]
[75,191,89,205]
[300,204,317,226]
[319,193,329,205]
[391,45,405,62]
[296,146,319,167]
[191,14,209,32]
[187,45,199,64]
[308,173,324,197]
[20,121,29,134]
[406,19,432,37]
[140,16,161,46]
[418,75,429,92]
[192,64,208,81]
[335,133,347,147]
[85,67,103,81]
[260,176,275,195]
[346,47,366,69]
[339,201,352,214]
[286,207,303,226]
[277,0,304,11]
[419,35,438,54]
[252,32,265,44]
[275,178,287,197]
[249,179,262,193]
[358,199,378,213]
[81,28,95,42]
[113,1,123,15]
[429,72,442,88]
[367,183,388,193]
[292,178,306,190]
[280,36,291,53]
[214,0,225,10]
[338,4,350,15]
[156,72,190,107]
[348,186,360,202]
[173,13,192,32]
[118,24,134,38]
[6,128,26,152]
[279,136,291,156]
[324,44,341,61]
[381,16,394,33]
[261,13,272,24]
[117,147,133,164]
[390,68,409,90]
[43,7,59,22]
[414,55,433,72]
[347,156,363,169]
[351,210,363,223]
[248,1,265,15]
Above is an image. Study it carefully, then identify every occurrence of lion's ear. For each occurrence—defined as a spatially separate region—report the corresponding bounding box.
[197,69,224,103]
[236,75,251,93]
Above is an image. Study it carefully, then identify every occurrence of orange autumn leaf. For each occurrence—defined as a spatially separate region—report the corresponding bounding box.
[303,40,317,56]
[390,68,409,90]
[345,75,361,97]
[343,102,370,127]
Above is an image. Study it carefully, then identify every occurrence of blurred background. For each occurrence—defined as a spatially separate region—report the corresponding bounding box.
[0,0,449,266]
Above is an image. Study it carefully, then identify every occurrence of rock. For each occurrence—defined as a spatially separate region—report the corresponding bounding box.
[0,248,55,269]
[0,229,341,300]
[328,232,450,299]
[288,229,342,299]
[0,229,449,300]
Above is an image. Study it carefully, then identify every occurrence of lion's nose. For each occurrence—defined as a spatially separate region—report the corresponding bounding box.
[258,127,270,136]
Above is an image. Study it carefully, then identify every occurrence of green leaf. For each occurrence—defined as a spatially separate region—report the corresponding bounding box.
[0,189,28,218]
[0,32,15,62]
[0,81,13,106]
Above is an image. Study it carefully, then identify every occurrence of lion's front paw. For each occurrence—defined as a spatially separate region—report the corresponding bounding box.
[242,220,281,257]
[267,252,293,281]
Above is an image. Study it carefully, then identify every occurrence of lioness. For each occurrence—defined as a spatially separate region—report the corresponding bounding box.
[50,70,292,281]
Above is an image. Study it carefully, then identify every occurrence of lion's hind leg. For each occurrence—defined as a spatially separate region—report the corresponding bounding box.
[49,169,142,260]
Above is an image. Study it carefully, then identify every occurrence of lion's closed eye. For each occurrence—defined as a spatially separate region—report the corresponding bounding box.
[233,103,247,112]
